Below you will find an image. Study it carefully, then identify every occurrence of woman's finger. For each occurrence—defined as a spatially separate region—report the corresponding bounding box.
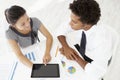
[43,58,47,66]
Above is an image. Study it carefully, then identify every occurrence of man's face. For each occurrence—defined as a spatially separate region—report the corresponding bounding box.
[69,12,85,30]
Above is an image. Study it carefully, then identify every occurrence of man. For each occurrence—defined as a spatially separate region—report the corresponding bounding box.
[57,0,119,80]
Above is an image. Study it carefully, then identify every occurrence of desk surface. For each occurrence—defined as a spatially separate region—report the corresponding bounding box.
[0,40,84,80]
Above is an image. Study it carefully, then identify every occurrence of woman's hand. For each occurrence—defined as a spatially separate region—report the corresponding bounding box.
[43,53,51,66]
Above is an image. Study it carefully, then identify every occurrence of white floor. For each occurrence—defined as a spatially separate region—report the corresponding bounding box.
[0,0,120,80]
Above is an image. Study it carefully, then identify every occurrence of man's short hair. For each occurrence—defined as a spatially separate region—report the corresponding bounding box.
[69,0,101,25]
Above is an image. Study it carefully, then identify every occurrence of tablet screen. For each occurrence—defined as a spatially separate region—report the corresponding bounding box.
[31,64,60,78]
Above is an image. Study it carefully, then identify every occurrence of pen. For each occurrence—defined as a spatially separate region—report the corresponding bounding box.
[55,46,59,57]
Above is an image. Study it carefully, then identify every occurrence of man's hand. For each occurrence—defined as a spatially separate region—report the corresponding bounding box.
[59,46,79,60]
[58,35,79,60]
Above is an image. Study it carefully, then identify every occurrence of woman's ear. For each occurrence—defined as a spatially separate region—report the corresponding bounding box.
[11,24,16,28]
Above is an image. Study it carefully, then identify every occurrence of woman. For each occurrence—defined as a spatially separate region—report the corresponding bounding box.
[5,5,53,68]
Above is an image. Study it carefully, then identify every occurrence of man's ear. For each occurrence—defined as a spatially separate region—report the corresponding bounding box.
[83,24,92,30]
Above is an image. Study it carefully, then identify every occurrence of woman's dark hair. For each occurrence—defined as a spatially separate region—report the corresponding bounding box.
[4,5,26,25]
[69,0,101,25]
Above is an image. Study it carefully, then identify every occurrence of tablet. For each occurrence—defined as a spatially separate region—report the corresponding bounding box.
[31,64,60,78]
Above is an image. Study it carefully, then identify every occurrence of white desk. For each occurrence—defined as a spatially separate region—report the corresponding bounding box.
[3,40,85,80]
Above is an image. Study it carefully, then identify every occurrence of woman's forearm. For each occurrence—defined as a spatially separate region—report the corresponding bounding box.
[18,54,33,68]
[45,34,53,54]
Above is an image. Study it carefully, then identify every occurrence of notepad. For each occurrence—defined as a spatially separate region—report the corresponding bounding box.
[31,64,60,78]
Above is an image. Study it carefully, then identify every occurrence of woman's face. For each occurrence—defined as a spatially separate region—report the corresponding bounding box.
[14,13,31,32]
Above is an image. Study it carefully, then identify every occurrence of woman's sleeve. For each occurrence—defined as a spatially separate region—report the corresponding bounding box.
[5,29,18,42]
[32,17,42,31]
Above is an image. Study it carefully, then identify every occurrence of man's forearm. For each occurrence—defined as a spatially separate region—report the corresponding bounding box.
[57,35,69,48]
[76,56,88,69]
